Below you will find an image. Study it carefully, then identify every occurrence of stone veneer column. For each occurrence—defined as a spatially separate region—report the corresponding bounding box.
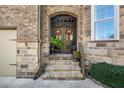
[40,6,49,63]
[16,6,39,78]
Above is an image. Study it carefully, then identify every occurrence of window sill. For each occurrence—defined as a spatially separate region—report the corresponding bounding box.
[91,40,119,42]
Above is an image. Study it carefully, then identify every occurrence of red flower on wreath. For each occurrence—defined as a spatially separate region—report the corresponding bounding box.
[55,30,61,35]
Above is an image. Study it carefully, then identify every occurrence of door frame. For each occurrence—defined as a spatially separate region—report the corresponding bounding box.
[49,14,77,54]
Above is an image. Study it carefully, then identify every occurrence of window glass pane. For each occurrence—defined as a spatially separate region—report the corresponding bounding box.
[95,5,114,20]
[95,19,115,40]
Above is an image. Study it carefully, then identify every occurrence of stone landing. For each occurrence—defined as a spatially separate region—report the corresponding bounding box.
[42,54,83,80]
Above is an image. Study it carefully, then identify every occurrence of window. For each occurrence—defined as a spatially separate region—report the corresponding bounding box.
[91,5,119,41]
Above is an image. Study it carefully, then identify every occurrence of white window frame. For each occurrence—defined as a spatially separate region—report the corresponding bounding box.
[91,5,119,41]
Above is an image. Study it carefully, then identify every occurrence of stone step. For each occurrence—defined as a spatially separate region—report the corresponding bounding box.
[49,54,72,60]
[45,65,81,71]
[42,71,83,80]
[42,54,83,80]
[50,54,72,57]
[47,60,79,65]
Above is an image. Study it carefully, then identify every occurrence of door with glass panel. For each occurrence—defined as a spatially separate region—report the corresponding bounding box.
[50,14,77,53]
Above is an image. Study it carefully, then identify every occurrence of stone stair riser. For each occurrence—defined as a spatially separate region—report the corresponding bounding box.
[42,54,83,80]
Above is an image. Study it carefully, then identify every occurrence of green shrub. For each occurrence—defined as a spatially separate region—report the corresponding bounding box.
[90,62,124,88]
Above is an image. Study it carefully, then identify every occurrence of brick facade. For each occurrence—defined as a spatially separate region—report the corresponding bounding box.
[41,5,83,57]
[0,5,124,78]
[83,5,124,67]
[0,6,38,78]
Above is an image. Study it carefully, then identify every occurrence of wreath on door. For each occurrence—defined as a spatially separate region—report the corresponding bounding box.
[66,29,72,40]
[55,29,61,40]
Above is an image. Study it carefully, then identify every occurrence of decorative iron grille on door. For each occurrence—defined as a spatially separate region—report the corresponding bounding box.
[50,14,77,53]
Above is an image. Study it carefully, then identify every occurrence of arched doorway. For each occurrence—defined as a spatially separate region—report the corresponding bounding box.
[50,14,77,53]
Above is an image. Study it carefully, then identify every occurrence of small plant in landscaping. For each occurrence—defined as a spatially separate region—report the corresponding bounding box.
[72,51,80,61]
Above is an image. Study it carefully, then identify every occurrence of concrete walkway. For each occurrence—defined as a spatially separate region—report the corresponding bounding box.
[0,76,103,88]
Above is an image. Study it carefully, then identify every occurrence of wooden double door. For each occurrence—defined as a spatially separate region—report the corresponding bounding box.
[50,14,77,53]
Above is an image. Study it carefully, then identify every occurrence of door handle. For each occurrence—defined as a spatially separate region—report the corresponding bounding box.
[9,64,17,66]
[10,39,16,41]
